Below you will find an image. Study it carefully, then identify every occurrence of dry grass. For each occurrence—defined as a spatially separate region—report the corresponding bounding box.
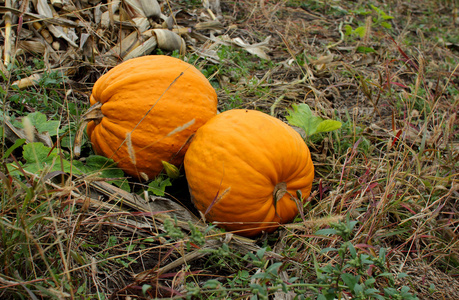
[1,0,458,299]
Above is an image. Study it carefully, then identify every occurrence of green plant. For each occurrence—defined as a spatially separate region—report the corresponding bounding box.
[344,4,394,40]
[180,216,419,299]
[286,103,342,141]
[314,216,418,300]
[7,141,129,191]
[8,67,67,115]
[147,175,172,196]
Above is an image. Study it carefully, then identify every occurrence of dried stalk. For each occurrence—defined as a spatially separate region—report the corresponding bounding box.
[4,0,13,66]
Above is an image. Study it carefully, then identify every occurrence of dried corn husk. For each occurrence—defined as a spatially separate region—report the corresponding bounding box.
[105,28,186,61]
[151,29,186,54]
[105,30,148,58]
[138,0,161,18]
[35,0,78,47]
[12,73,42,89]
[0,6,80,27]
[195,20,224,31]
[50,0,63,8]
[123,36,158,60]
[122,0,161,18]
[123,0,145,17]
[132,17,150,32]
[18,40,46,54]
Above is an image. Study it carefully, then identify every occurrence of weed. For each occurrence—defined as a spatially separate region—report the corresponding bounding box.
[179,216,418,299]
[344,4,394,41]
[286,103,342,142]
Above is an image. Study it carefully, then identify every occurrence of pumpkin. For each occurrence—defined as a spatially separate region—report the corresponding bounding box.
[184,109,314,237]
[77,55,218,180]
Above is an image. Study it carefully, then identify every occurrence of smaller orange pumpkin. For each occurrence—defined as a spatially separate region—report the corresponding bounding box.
[184,109,314,237]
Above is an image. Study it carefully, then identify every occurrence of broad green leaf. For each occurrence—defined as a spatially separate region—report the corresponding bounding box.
[148,176,172,196]
[26,112,60,136]
[315,119,342,134]
[26,111,47,126]
[76,155,129,191]
[286,103,322,136]
[20,142,76,175]
[37,120,60,136]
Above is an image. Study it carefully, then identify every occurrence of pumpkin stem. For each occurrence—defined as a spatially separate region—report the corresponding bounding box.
[272,182,287,221]
[73,102,103,157]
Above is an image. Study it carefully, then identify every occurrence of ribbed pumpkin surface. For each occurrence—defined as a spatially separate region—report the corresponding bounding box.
[87,55,218,179]
[184,109,314,237]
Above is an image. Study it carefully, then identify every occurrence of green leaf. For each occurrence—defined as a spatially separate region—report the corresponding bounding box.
[354,26,366,38]
[348,243,357,258]
[341,273,358,289]
[17,142,76,175]
[354,283,364,294]
[141,284,152,295]
[356,46,377,54]
[370,5,383,15]
[26,112,60,136]
[78,155,129,191]
[266,262,282,275]
[203,280,221,289]
[315,119,342,133]
[2,138,26,159]
[256,248,266,260]
[377,272,395,278]
[286,103,323,136]
[397,272,410,279]
[37,120,60,136]
[354,7,371,15]
[365,278,376,286]
[25,111,46,126]
[384,287,398,296]
[315,228,338,236]
[148,176,172,196]
[344,24,353,36]
[381,21,392,29]
[287,103,342,139]
[319,247,338,254]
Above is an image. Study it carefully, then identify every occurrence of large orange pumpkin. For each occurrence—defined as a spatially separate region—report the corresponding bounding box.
[184,109,314,237]
[85,55,218,180]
